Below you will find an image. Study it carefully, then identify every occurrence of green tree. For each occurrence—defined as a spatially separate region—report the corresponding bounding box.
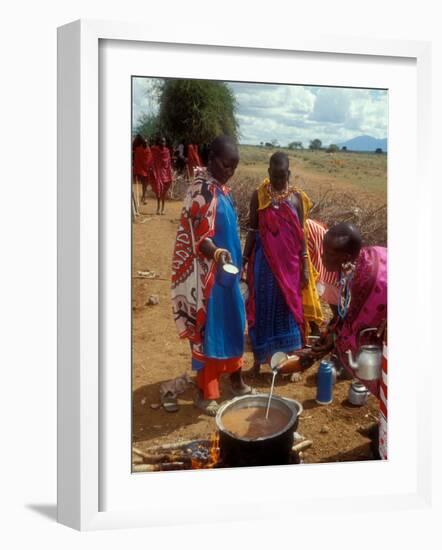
[309,139,322,150]
[288,141,303,150]
[136,113,160,140]
[326,144,339,152]
[157,79,238,144]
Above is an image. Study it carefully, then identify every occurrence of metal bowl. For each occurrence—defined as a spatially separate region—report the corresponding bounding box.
[215,394,303,467]
[216,394,302,441]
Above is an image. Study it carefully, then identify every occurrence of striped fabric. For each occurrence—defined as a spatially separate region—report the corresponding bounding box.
[379,343,388,460]
[306,219,338,286]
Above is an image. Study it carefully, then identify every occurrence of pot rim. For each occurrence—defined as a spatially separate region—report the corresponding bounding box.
[215,393,303,442]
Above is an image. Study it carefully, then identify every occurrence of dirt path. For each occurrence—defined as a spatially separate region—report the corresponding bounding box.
[132,191,379,466]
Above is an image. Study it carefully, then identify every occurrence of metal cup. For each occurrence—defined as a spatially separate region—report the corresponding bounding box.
[217,262,239,288]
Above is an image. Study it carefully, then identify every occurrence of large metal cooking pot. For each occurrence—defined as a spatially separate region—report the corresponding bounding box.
[215,394,303,467]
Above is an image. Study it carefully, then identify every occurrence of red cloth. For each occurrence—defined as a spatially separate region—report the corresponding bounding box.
[196,357,243,400]
[133,145,152,177]
[306,219,338,286]
[187,144,202,176]
[151,145,173,198]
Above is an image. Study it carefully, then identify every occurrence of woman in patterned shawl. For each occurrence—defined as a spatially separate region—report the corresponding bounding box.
[243,152,322,376]
[311,222,387,397]
[171,135,252,416]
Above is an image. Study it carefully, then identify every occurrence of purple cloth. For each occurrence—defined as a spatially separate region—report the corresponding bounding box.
[335,246,387,397]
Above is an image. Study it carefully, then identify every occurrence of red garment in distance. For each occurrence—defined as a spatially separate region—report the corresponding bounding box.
[133,145,152,177]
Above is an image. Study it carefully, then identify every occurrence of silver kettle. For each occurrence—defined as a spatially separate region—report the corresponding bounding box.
[346,328,382,381]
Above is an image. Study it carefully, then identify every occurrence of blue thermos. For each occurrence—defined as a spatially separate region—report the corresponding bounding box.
[316,360,333,405]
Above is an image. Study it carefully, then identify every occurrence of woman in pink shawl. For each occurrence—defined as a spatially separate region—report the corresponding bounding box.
[311,222,387,398]
[150,136,173,215]
[243,152,309,376]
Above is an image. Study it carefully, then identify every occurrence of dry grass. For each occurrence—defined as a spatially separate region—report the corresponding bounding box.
[173,145,387,246]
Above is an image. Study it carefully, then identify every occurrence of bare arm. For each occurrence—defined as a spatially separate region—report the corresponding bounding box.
[242,190,259,266]
[199,238,231,264]
[293,192,309,288]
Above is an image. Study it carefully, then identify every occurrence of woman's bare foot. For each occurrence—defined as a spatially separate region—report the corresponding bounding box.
[229,370,254,396]
[193,389,219,416]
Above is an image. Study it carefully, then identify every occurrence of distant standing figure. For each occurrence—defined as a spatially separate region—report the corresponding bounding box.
[133,136,153,205]
[187,144,202,178]
[174,143,187,176]
[151,136,173,215]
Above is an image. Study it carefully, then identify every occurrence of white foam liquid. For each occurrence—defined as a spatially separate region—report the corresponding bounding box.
[265,371,277,420]
[223,263,239,275]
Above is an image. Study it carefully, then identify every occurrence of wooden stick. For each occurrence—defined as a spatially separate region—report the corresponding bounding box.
[292,440,313,453]
[132,462,188,472]
[141,438,210,454]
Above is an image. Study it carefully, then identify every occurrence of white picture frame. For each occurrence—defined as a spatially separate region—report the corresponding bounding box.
[57,19,432,531]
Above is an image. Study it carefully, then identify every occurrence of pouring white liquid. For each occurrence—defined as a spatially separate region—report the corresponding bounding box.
[265,370,277,420]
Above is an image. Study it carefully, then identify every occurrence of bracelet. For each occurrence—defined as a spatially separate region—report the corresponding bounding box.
[213,248,222,263]
[214,248,228,263]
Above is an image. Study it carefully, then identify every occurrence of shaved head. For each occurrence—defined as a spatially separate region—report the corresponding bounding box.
[322,222,362,271]
[269,151,289,170]
[209,134,238,158]
[325,223,362,256]
[208,134,239,185]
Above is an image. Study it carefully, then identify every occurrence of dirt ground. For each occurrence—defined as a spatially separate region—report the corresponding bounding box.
[131,192,380,467]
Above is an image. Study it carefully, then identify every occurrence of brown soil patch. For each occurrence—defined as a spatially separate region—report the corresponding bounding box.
[132,194,380,467]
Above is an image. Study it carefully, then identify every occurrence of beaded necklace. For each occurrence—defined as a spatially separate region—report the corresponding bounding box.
[268,182,295,208]
[338,261,356,320]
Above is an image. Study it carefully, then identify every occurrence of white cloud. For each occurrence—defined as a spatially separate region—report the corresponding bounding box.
[230,82,387,146]
[132,78,160,128]
[310,88,350,123]
[132,77,388,146]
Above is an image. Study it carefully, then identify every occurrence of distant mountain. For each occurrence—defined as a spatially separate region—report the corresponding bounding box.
[337,135,387,152]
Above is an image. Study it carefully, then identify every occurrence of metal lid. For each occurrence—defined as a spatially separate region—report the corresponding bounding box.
[351,381,368,393]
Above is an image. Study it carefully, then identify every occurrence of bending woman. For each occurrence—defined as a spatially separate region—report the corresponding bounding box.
[312,222,387,397]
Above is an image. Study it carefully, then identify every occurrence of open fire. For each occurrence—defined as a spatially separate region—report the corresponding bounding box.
[190,433,220,469]
[132,432,310,472]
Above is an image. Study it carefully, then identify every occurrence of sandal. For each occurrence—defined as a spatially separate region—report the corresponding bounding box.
[194,390,219,416]
[161,391,179,413]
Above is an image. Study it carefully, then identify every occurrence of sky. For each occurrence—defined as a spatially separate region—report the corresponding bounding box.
[132,77,388,147]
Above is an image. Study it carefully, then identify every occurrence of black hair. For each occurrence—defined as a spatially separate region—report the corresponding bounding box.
[326,222,362,257]
[209,135,238,158]
[269,151,289,169]
[132,134,147,149]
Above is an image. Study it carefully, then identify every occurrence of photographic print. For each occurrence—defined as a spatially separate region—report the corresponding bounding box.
[131,77,388,472]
